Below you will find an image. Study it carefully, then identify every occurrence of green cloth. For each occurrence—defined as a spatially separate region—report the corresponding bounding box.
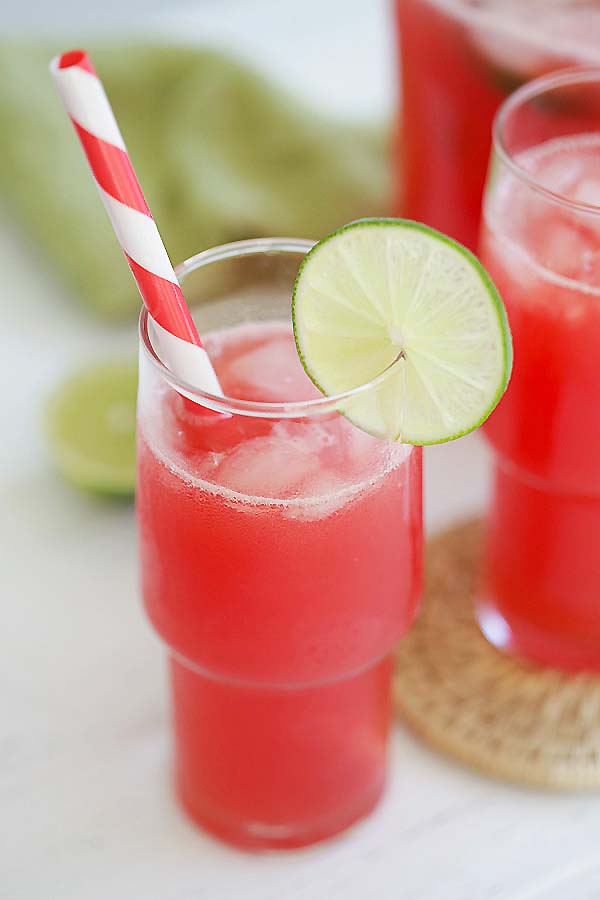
[0,43,389,320]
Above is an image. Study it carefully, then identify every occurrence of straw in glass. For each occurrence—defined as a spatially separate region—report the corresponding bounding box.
[50,49,222,395]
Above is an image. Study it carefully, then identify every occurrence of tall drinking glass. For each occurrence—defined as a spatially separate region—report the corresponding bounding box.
[395,0,600,251]
[479,69,600,671]
[136,238,422,849]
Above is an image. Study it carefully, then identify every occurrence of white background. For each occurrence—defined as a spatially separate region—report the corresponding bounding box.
[3,1,600,897]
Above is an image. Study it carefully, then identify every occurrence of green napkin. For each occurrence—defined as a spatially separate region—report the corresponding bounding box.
[0,43,389,319]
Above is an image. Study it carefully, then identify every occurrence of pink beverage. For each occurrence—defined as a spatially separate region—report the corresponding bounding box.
[395,0,600,251]
[136,239,422,849]
[479,70,600,670]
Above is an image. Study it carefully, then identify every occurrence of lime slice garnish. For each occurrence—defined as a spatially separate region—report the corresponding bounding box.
[46,360,138,496]
[292,218,512,444]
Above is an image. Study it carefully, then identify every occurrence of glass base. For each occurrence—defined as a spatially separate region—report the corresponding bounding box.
[479,453,600,673]
[477,600,600,673]
[170,653,393,851]
[178,772,385,851]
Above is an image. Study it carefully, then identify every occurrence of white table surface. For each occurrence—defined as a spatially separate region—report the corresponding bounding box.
[3,1,600,897]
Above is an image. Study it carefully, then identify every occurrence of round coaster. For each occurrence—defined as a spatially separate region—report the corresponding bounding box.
[394,519,600,790]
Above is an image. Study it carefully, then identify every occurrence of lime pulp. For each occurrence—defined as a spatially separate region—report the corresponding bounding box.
[292,218,512,444]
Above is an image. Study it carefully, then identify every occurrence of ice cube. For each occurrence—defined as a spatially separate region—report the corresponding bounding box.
[572,178,600,209]
[273,414,384,478]
[170,393,271,454]
[570,178,600,240]
[481,226,540,299]
[285,469,354,520]
[271,418,337,457]
[343,419,380,457]
[225,335,321,402]
[536,218,597,279]
[328,415,383,477]
[216,433,320,498]
[536,155,584,197]
[195,451,225,483]
[300,469,347,499]
[579,248,600,290]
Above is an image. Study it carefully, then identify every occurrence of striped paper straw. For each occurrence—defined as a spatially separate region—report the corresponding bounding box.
[50,49,222,395]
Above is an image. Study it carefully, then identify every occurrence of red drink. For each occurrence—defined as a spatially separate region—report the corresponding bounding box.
[479,71,600,670]
[395,0,600,250]
[136,240,422,848]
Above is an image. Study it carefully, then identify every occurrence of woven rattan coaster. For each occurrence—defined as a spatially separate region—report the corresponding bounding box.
[394,519,600,789]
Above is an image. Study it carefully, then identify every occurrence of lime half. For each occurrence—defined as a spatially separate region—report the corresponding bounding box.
[46,360,138,496]
[292,218,512,444]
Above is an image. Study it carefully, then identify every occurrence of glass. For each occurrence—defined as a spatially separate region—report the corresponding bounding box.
[394,0,600,251]
[136,238,423,849]
[479,68,600,671]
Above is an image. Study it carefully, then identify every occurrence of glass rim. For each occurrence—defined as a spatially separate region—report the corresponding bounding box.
[139,236,402,419]
[493,66,600,216]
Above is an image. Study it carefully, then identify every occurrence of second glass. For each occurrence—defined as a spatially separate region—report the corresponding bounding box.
[136,239,423,849]
[479,69,600,671]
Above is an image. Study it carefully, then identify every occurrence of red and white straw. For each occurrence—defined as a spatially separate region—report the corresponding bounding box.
[50,49,222,395]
